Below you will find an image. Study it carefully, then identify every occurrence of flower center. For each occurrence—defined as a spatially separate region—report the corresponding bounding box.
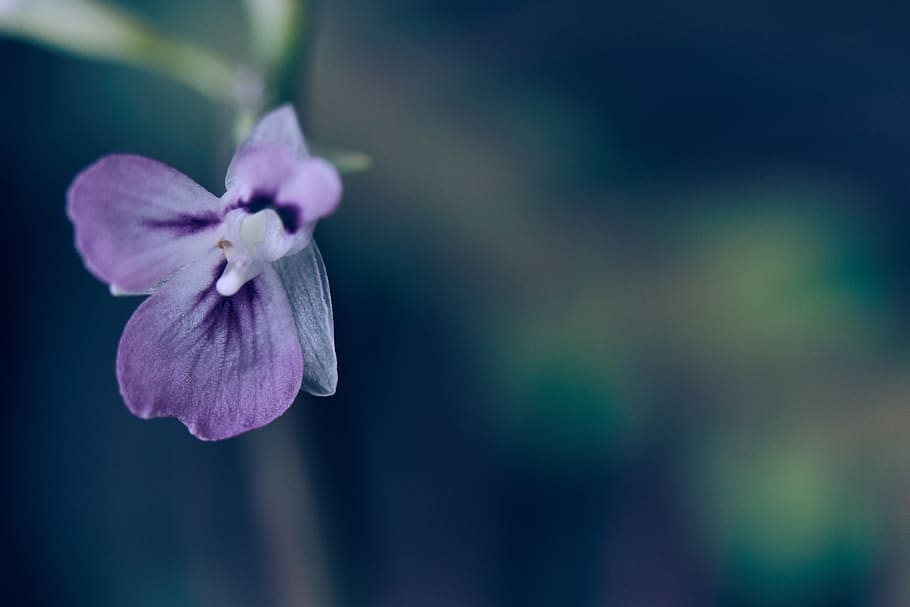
[213,187,315,297]
[215,209,282,296]
[245,193,300,233]
[239,207,269,248]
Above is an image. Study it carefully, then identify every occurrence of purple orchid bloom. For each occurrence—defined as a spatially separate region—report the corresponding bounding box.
[67,105,341,440]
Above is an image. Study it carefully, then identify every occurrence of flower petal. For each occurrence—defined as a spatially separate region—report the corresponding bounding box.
[277,157,342,224]
[225,148,340,223]
[273,241,338,396]
[224,144,299,199]
[226,104,308,190]
[67,154,223,293]
[117,250,303,440]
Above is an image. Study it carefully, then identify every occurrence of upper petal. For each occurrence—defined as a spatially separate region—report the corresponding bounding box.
[225,147,341,232]
[116,249,304,440]
[226,104,308,190]
[67,154,223,293]
[276,157,342,224]
[273,241,338,396]
[224,144,299,199]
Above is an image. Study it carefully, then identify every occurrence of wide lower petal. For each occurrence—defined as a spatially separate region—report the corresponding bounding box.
[116,250,303,440]
[67,154,224,293]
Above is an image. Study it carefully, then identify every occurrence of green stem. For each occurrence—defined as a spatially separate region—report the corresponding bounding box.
[242,0,315,109]
[0,0,237,103]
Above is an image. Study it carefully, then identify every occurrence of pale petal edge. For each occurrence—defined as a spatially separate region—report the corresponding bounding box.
[273,240,338,396]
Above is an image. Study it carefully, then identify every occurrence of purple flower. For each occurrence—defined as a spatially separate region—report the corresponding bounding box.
[67,105,342,440]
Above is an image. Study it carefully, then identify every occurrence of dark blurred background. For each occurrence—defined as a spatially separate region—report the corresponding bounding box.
[4,1,910,605]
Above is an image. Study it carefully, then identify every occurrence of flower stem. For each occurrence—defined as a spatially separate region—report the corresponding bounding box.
[0,0,237,102]
[245,415,333,607]
[235,4,336,606]
[241,0,317,109]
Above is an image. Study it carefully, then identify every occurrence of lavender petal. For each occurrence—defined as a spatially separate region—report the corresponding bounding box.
[276,157,342,224]
[226,104,308,190]
[117,250,304,440]
[224,144,299,200]
[67,154,223,293]
[226,147,341,238]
